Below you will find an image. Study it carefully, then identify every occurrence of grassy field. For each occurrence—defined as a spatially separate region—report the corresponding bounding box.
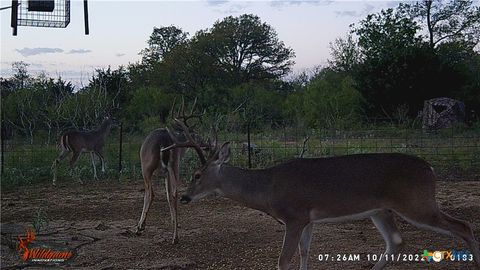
[1,126,479,189]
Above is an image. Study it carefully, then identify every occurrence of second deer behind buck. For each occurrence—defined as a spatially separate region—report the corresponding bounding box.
[135,98,208,244]
[164,125,480,270]
[51,117,116,185]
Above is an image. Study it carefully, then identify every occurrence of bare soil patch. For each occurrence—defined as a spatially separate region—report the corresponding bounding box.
[1,180,479,269]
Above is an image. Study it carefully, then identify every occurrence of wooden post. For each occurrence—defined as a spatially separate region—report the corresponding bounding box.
[83,0,89,35]
[11,0,18,36]
[247,121,252,169]
[1,128,5,176]
[118,122,123,173]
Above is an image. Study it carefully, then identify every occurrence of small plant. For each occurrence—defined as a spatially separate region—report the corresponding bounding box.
[32,208,49,233]
[393,104,410,127]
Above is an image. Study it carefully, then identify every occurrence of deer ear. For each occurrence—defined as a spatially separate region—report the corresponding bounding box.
[217,142,231,164]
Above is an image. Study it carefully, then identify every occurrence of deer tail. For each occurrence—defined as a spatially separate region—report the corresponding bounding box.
[60,134,72,152]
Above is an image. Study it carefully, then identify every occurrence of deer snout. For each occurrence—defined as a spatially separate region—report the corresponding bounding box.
[180,195,191,204]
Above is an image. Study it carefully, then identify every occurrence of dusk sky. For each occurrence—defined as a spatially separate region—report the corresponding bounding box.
[1,0,402,88]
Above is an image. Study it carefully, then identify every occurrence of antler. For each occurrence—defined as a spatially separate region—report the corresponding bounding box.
[171,96,205,128]
[207,122,219,156]
[162,119,207,164]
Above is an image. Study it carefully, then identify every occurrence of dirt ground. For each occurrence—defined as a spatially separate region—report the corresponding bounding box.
[1,180,479,270]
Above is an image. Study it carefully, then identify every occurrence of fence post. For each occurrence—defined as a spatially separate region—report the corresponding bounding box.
[295,123,298,155]
[83,0,89,35]
[404,128,409,154]
[283,124,287,159]
[11,0,18,36]
[118,122,123,174]
[247,121,252,169]
[1,130,4,176]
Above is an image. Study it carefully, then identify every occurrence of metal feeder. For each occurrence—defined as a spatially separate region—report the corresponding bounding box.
[9,0,89,36]
[28,0,55,12]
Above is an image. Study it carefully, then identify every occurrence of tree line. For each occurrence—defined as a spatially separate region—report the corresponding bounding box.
[1,0,479,141]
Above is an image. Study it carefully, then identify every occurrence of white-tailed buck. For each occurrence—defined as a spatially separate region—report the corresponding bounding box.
[165,127,480,270]
[135,98,207,244]
[51,117,115,185]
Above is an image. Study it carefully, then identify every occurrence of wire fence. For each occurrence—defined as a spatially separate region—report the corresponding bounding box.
[1,123,479,189]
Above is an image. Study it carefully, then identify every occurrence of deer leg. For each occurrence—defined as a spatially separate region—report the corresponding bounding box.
[298,222,313,270]
[135,167,155,235]
[397,208,480,268]
[96,152,106,173]
[90,152,98,180]
[170,152,182,186]
[70,152,83,184]
[370,210,403,270]
[51,149,69,186]
[69,151,81,168]
[278,221,307,270]
[166,165,179,244]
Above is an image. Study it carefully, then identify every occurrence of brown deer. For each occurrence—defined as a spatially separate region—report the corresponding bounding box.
[164,127,480,270]
[134,98,207,244]
[51,117,115,185]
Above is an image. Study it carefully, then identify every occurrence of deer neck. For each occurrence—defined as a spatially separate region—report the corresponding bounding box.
[96,121,111,137]
[217,165,272,214]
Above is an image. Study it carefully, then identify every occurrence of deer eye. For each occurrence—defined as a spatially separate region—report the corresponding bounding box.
[194,173,201,180]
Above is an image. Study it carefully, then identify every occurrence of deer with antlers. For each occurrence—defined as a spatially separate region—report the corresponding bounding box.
[134,98,207,244]
[164,125,480,270]
[51,117,115,185]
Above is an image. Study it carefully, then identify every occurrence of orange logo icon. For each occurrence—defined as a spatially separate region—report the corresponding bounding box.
[17,229,73,262]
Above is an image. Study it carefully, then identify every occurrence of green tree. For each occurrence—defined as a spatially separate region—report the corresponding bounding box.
[3,87,42,142]
[59,87,111,130]
[140,25,188,67]
[2,64,78,140]
[11,61,31,89]
[230,82,285,125]
[328,34,361,73]
[353,8,422,59]
[160,14,295,94]
[435,41,480,111]
[348,4,480,118]
[32,76,74,140]
[401,0,480,48]
[350,8,435,117]
[125,87,173,130]
[301,70,364,128]
[209,14,295,84]
[86,67,129,115]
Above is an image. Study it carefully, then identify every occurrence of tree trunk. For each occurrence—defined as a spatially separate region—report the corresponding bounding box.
[426,0,434,48]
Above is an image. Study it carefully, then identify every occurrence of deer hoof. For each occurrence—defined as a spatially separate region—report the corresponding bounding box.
[172,237,179,244]
[134,226,144,235]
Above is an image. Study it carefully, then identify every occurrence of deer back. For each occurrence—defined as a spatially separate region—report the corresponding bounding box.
[186,152,437,222]
[140,128,192,170]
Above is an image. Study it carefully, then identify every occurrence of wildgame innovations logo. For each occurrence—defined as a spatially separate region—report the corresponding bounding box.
[17,229,74,263]
[421,249,474,263]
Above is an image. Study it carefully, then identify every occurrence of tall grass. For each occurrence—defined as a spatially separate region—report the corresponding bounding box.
[1,126,479,190]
